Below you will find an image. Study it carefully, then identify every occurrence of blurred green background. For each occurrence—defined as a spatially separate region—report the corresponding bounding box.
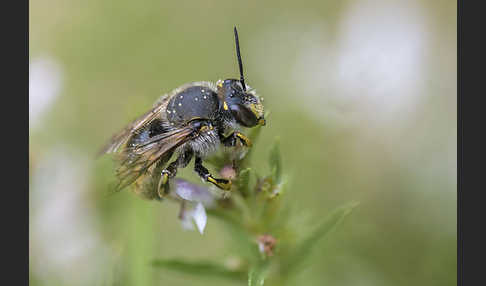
[29,0,456,285]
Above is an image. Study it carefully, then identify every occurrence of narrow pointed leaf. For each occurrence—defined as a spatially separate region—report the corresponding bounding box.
[268,139,282,183]
[151,259,246,281]
[237,168,251,197]
[248,261,269,286]
[282,201,359,273]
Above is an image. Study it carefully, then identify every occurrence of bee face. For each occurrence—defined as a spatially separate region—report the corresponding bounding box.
[218,79,265,127]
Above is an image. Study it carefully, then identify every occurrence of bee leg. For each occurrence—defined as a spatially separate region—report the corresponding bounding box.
[220,132,252,147]
[194,156,232,190]
[220,132,237,147]
[158,150,193,198]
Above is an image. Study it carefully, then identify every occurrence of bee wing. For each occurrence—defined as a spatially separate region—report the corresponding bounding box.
[114,127,195,191]
[98,100,168,156]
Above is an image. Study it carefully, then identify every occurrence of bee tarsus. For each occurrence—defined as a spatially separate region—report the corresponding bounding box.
[194,157,232,191]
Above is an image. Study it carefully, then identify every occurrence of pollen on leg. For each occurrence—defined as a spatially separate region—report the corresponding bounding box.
[178,103,182,106]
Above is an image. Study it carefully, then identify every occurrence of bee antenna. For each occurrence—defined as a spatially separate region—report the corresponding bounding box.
[234,26,246,91]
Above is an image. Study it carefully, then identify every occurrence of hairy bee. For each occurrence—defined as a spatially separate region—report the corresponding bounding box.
[99,27,265,200]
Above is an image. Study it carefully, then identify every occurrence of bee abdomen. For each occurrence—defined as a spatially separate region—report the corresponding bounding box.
[127,119,169,148]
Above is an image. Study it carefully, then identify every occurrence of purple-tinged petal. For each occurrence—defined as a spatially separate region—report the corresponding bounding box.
[173,179,215,207]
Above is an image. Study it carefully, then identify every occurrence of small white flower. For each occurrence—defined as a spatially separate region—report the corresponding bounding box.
[172,179,215,235]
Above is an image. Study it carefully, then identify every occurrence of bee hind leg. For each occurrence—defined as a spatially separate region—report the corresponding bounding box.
[194,156,232,190]
[158,150,193,197]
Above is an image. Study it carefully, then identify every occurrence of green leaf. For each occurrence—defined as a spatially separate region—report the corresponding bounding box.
[207,208,260,260]
[248,261,270,286]
[282,201,359,274]
[151,259,246,281]
[268,138,282,183]
[237,168,252,197]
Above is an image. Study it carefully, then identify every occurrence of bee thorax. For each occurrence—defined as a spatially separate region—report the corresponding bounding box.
[186,129,220,158]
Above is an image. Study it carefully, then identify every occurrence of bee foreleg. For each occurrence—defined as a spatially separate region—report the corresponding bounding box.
[158,150,193,197]
[194,156,232,190]
[220,132,252,147]
[220,132,237,147]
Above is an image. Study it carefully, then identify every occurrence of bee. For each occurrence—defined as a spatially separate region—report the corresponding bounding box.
[99,27,266,200]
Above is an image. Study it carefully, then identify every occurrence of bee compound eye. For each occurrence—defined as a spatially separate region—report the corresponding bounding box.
[230,104,258,127]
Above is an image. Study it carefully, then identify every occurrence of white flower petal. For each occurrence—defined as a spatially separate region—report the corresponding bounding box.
[192,202,207,235]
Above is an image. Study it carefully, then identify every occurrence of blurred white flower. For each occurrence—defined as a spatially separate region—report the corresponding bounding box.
[293,0,428,124]
[252,0,429,125]
[29,57,63,128]
[332,0,427,116]
[30,148,112,285]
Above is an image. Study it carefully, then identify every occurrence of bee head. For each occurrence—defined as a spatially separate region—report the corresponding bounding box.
[217,79,265,127]
[217,27,265,128]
